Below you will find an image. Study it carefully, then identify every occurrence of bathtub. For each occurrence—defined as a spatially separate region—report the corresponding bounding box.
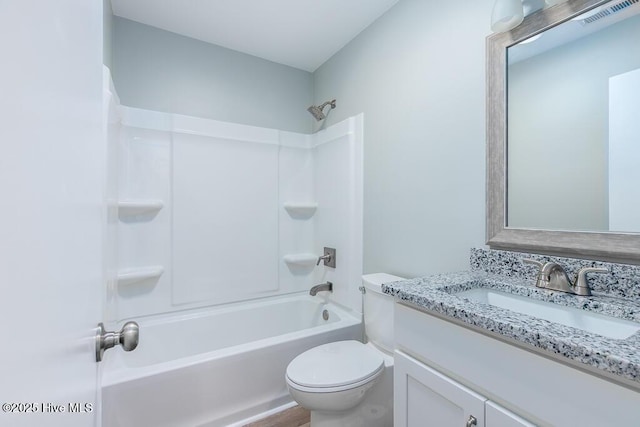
[102,294,362,427]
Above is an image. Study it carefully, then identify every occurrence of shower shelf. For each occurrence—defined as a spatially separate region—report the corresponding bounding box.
[283,254,318,267]
[117,266,164,287]
[283,202,317,219]
[118,200,164,217]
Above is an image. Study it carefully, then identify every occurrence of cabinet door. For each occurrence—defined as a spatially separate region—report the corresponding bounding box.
[486,402,536,427]
[395,351,486,427]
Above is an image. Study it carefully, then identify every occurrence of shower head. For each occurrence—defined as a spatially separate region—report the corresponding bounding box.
[307,99,336,121]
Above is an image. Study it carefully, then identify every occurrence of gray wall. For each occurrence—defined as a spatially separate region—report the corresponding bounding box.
[103,0,112,68]
[508,15,640,232]
[112,17,313,133]
[313,0,492,277]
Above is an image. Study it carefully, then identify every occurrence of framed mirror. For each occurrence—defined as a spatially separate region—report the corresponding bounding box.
[486,0,640,262]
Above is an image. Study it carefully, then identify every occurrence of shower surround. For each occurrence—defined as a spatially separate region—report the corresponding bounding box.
[103,74,364,425]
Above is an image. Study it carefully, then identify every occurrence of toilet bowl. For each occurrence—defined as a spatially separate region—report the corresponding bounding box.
[286,273,405,427]
[286,340,385,412]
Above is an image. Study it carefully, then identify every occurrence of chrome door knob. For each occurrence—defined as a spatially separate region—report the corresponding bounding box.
[466,415,478,427]
[119,322,140,351]
[96,321,139,362]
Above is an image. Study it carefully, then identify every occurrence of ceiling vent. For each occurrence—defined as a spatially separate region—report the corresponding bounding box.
[577,0,639,24]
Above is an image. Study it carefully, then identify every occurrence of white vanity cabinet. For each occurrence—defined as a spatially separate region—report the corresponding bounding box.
[395,350,533,427]
[485,402,534,427]
[394,303,640,426]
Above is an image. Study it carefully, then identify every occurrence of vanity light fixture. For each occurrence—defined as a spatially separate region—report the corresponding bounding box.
[491,0,525,32]
[491,0,568,33]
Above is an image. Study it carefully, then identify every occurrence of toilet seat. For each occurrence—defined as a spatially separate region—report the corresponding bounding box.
[286,340,384,393]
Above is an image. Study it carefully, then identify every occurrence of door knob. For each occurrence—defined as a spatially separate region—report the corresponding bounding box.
[96,321,139,362]
[466,415,477,427]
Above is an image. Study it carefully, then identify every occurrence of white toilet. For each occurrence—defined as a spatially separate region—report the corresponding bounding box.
[286,273,404,427]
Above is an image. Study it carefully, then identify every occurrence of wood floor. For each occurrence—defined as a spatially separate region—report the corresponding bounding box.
[244,405,310,427]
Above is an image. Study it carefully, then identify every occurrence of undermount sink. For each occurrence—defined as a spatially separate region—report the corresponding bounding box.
[456,287,640,340]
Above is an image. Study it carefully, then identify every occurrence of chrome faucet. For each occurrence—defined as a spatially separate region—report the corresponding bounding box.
[309,281,333,296]
[523,259,607,296]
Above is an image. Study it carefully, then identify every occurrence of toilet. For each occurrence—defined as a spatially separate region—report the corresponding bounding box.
[286,273,404,427]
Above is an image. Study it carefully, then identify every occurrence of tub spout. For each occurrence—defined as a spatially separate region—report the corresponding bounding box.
[309,281,333,296]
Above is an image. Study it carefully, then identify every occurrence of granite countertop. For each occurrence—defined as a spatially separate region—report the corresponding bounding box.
[383,271,640,386]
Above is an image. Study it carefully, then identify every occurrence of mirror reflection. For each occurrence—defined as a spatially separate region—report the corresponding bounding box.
[507,2,640,233]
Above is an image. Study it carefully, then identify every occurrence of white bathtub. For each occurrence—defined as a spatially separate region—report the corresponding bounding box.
[102,294,361,427]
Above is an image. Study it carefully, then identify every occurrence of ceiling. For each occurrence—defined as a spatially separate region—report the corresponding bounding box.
[110,0,399,72]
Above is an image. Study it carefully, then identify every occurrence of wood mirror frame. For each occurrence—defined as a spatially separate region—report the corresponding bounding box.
[486,0,640,263]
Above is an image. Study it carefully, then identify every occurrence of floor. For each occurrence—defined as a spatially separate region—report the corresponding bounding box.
[244,405,310,427]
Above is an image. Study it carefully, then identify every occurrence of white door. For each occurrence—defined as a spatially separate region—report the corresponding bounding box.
[0,1,104,427]
[395,351,486,427]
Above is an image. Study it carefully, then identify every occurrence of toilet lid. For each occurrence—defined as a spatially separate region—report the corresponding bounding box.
[286,340,384,388]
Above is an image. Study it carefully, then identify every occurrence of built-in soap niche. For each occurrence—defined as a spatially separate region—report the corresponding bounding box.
[283,202,317,220]
[118,200,164,222]
[283,253,318,275]
[117,266,164,297]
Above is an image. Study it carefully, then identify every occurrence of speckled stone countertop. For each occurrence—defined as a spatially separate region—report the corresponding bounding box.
[383,248,640,386]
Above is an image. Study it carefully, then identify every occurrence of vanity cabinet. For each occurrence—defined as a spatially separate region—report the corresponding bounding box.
[395,351,533,427]
[394,303,640,426]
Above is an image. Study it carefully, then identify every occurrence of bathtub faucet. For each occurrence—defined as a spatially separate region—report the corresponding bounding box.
[309,281,333,296]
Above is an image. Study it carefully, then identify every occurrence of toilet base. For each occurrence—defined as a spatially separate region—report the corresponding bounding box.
[309,363,393,427]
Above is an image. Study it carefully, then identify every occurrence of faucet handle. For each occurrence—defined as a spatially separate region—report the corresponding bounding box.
[316,254,332,266]
[573,267,608,296]
[523,259,550,288]
[316,247,336,267]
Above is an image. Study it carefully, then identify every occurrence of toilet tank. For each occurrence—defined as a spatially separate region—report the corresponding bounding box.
[362,273,405,354]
